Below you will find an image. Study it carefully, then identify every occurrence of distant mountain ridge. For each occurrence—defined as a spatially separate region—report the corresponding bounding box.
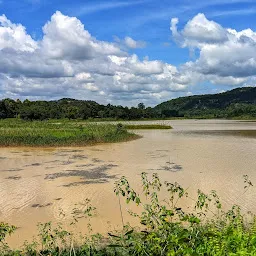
[154,87,256,118]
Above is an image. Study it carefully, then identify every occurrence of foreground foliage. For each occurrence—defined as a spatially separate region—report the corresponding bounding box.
[1,173,255,255]
[0,119,138,146]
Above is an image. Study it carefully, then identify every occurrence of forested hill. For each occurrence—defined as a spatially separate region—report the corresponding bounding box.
[0,87,256,120]
[154,87,256,118]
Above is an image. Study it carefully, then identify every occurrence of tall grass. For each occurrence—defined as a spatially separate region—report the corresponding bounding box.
[1,173,255,255]
[0,119,139,146]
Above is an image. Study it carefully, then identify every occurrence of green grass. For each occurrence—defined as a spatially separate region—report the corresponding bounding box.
[0,119,139,147]
[1,173,256,256]
[124,124,172,130]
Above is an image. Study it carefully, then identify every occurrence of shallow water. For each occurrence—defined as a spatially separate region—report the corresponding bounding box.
[1,119,256,247]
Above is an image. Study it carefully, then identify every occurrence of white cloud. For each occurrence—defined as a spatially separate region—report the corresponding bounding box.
[82,83,99,92]
[108,55,127,65]
[0,14,38,52]
[124,37,146,49]
[75,72,94,82]
[125,55,164,75]
[0,11,255,106]
[0,11,192,105]
[209,76,247,85]
[41,11,123,60]
[171,14,228,48]
[171,13,256,86]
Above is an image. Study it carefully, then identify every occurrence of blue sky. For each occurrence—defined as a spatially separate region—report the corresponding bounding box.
[0,0,256,106]
[3,0,256,63]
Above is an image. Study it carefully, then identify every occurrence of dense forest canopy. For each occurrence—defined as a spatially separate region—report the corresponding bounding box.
[0,98,158,120]
[0,87,256,120]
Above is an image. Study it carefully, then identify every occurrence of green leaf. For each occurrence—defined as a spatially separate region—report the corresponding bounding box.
[125,229,134,236]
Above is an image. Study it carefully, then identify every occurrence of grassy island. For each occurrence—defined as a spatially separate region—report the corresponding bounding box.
[0,119,139,147]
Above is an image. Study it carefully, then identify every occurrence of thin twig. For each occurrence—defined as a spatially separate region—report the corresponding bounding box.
[118,194,125,228]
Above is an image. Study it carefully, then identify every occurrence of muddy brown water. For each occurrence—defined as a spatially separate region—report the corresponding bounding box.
[1,119,256,247]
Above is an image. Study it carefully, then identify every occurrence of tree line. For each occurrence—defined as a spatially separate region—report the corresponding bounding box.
[0,98,181,120]
[1,86,256,120]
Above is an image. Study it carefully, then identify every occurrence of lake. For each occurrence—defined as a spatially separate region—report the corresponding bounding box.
[1,119,256,247]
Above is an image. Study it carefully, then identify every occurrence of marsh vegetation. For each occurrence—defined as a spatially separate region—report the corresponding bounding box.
[0,119,139,147]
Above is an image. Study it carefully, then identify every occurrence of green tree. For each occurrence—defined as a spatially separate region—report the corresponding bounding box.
[138,102,145,110]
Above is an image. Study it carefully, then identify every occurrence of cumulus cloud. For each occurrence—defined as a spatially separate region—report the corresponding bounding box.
[171,14,228,48]
[0,11,255,106]
[125,55,164,75]
[114,36,146,50]
[0,11,193,105]
[75,72,94,82]
[0,14,38,52]
[171,13,256,86]
[41,11,123,60]
[124,37,146,49]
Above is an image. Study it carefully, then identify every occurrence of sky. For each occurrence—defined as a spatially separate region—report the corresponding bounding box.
[0,0,256,106]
